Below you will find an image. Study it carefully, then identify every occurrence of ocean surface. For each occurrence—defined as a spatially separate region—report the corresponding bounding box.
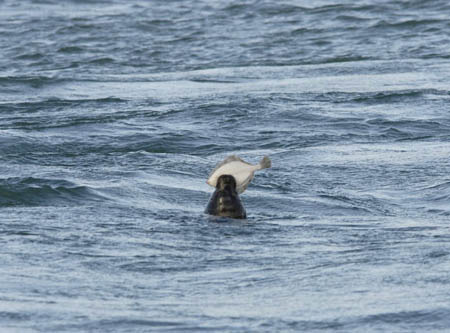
[1,0,450,331]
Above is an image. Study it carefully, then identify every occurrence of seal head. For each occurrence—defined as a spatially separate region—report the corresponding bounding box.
[205,174,247,219]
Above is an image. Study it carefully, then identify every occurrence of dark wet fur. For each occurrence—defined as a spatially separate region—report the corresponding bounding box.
[205,175,246,219]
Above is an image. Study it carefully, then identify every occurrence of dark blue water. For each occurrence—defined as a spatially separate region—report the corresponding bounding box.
[2,0,450,331]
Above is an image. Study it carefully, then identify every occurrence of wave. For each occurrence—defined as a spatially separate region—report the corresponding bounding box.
[52,318,184,332]
[0,75,67,89]
[0,97,130,130]
[371,18,446,30]
[57,45,84,53]
[0,96,126,108]
[352,308,450,329]
[0,177,107,207]
[422,181,450,202]
[315,193,391,216]
[310,89,449,104]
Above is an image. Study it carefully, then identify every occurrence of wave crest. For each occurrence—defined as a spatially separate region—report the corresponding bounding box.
[0,177,106,207]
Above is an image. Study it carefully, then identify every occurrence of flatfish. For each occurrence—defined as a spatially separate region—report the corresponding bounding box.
[206,155,271,194]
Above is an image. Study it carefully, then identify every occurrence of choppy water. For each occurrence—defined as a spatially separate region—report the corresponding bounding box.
[1,0,450,332]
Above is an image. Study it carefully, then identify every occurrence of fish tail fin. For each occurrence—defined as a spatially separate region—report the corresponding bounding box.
[259,156,271,169]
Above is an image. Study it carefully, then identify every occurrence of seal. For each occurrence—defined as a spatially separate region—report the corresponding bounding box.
[205,174,246,219]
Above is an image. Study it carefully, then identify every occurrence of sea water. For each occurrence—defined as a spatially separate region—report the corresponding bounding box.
[1,0,450,331]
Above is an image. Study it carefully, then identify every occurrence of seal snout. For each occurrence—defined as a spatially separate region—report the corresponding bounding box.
[216,174,237,191]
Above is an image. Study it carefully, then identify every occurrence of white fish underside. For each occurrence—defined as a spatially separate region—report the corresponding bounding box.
[206,155,271,194]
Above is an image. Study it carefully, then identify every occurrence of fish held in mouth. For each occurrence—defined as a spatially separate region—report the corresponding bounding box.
[206,155,271,194]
